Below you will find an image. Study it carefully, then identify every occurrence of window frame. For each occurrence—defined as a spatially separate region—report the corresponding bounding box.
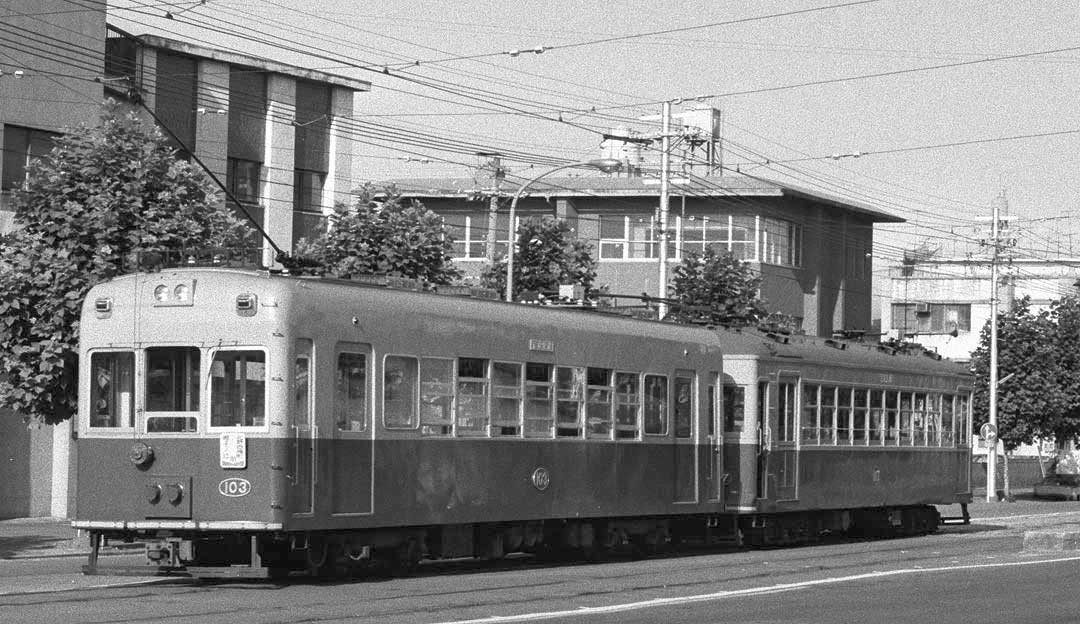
[207,347,269,432]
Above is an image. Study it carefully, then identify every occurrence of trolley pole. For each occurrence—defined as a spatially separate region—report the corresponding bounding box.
[987,196,1001,503]
[657,100,672,320]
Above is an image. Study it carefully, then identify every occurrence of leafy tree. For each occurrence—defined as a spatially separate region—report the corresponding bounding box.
[295,184,462,285]
[970,296,1080,498]
[0,103,253,425]
[667,249,767,325]
[480,217,597,300]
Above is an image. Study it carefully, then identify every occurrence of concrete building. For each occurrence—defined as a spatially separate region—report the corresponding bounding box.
[390,174,900,338]
[0,2,367,518]
[103,25,369,263]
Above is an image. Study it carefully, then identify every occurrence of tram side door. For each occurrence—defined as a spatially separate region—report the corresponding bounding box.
[763,374,799,502]
[704,373,723,502]
[291,339,316,516]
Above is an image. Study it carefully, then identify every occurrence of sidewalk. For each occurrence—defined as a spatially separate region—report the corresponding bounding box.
[0,517,138,561]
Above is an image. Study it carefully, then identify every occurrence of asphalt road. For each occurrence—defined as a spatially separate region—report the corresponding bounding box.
[2,500,1080,624]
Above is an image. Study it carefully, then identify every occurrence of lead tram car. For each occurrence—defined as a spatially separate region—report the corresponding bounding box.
[73,267,973,578]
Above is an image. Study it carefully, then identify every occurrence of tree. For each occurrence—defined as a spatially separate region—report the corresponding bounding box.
[0,104,253,425]
[295,184,462,285]
[480,217,597,300]
[667,249,767,325]
[970,296,1080,498]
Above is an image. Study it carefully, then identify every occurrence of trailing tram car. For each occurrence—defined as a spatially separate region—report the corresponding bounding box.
[73,267,972,577]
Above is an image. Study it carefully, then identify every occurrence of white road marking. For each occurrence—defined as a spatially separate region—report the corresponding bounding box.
[437,555,1080,623]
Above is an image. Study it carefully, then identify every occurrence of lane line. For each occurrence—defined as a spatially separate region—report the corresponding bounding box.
[437,555,1080,623]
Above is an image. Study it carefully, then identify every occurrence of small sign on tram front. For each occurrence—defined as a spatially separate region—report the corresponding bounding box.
[220,432,247,469]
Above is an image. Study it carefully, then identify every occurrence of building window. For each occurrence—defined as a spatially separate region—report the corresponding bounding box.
[759,217,802,267]
[2,125,58,192]
[891,303,971,334]
[155,51,198,158]
[228,158,261,205]
[599,215,658,259]
[678,214,756,261]
[444,213,510,259]
[292,169,327,244]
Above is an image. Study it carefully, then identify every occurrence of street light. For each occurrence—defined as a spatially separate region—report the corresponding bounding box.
[504,159,623,302]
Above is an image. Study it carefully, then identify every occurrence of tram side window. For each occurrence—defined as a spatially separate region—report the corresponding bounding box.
[556,366,585,437]
[586,368,613,439]
[899,392,913,445]
[852,389,868,444]
[801,384,819,444]
[144,347,199,433]
[836,388,852,445]
[384,356,418,429]
[643,374,668,436]
[956,394,971,447]
[335,353,367,433]
[457,357,489,436]
[524,363,554,437]
[420,358,454,436]
[941,394,955,446]
[778,383,797,444]
[210,350,265,427]
[869,389,884,443]
[614,372,640,439]
[927,393,941,446]
[674,373,693,439]
[885,390,899,444]
[819,387,837,445]
[912,392,928,445]
[90,351,134,428]
[491,361,522,436]
[722,385,745,433]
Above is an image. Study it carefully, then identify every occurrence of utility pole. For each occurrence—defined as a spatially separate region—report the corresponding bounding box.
[986,191,1009,503]
[479,154,504,262]
[657,101,672,320]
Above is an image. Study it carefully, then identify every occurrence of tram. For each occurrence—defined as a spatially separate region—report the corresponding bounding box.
[72,267,972,577]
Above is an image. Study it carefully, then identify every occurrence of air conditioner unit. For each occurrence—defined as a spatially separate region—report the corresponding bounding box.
[915,302,931,314]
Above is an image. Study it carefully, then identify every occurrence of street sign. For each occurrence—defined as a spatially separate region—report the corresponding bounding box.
[980,423,998,442]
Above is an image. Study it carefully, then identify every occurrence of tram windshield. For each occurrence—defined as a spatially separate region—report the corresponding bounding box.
[145,347,199,432]
[86,347,267,433]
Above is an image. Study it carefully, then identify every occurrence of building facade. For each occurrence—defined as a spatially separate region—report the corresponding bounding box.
[391,175,899,338]
[103,27,369,263]
[883,256,1080,362]
[0,2,366,517]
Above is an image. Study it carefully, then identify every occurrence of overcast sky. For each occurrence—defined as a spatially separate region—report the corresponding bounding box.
[109,0,1080,299]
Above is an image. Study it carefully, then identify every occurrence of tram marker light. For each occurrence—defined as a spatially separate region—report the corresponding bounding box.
[94,297,113,318]
[236,293,258,316]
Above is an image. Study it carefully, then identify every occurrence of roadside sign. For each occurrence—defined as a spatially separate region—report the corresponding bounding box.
[980,423,998,442]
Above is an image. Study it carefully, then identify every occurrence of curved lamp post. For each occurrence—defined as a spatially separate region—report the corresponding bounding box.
[504,158,623,302]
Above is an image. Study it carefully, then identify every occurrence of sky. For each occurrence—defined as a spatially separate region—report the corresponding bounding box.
[107,0,1080,302]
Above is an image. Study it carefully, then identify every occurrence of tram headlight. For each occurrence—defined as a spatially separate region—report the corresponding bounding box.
[174,283,190,302]
[153,285,169,302]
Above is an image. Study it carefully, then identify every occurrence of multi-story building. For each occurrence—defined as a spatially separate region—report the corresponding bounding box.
[103,26,369,262]
[390,173,900,338]
[883,254,1080,362]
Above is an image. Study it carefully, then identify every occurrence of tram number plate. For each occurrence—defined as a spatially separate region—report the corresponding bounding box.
[220,432,247,469]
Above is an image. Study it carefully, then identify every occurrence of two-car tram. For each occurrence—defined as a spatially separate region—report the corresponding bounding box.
[72,267,971,577]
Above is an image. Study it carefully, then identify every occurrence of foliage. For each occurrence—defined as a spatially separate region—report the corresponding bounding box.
[970,296,1080,453]
[294,184,462,285]
[0,103,253,425]
[479,217,597,300]
[667,249,767,325]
